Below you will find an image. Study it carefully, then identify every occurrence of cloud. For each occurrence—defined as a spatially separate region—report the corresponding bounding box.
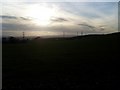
[98,26,107,31]
[1,2,118,36]
[0,15,31,21]
[2,23,30,31]
[50,17,69,23]
[0,15,17,19]
[1,15,35,31]
[20,17,31,21]
[77,23,96,31]
[56,2,118,32]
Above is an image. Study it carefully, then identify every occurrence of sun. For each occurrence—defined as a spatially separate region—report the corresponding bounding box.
[26,4,56,26]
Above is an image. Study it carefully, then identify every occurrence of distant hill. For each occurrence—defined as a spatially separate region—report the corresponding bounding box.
[70,32,120,40]
[2,32,120,44]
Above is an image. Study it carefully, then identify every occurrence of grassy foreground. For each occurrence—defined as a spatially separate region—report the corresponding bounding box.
[2,33,120,89]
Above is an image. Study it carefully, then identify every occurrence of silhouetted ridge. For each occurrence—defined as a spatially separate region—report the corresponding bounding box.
[70,32,120,40]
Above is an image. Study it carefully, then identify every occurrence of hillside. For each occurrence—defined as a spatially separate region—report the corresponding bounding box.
[2,32,120,89]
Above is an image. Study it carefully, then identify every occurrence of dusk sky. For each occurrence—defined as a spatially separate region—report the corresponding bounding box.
[1,0,119,37]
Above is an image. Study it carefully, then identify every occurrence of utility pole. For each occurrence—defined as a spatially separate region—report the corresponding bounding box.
[77,31,78,36]
[81,31,83,36]
[63,31,65,38]
[23,32,25,40]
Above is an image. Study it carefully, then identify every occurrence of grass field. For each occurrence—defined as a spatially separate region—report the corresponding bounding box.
[2,33,120,89]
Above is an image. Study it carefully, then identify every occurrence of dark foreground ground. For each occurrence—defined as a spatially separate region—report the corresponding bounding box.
[2,33,120,89]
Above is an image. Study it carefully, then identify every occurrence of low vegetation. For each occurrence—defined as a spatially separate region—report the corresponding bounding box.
[2,32,120,89]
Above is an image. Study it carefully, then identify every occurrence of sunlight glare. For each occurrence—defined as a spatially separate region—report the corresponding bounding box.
[26,4,56,26]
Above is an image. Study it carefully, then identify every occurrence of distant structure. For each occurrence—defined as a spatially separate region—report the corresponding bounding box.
[63,31,65,38]
[77,31,79,36]
[76,31,84,36]
[81,31,83,36]
[23,32,25,40]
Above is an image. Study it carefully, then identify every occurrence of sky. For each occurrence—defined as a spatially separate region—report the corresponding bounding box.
[1,0,119,2]
[0,1,119,37]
